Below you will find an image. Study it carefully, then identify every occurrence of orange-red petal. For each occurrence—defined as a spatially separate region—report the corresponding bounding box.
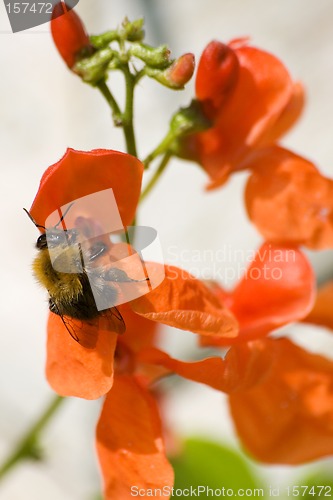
[30,149,143,229]
[138,347,227,391]
[201,242,315,346]
[138,344,272,393]
[118,303,158,353]
[96,375,174,499]
[195,41,239,117]
[229,338,333,464]
[245,147,333,249]
[46,312,117,399]
[115,305,168,384]
[131,264,238,339]
[304,281,333,331]
[230,243,315,338]
[258,82,305,146]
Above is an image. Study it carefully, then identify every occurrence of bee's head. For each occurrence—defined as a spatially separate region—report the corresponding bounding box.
[36,228,78,250]
[24,204,77,251]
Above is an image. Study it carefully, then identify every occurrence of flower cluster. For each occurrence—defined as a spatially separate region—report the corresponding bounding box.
[24,3,333,499]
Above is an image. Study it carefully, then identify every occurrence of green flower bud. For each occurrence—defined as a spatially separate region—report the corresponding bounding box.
[73,48,115,85]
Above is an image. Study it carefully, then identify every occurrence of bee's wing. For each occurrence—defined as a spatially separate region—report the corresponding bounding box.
[58,314,81,343]
[99,306,126,335]
[49,300,83,343]
[58,311,124,348]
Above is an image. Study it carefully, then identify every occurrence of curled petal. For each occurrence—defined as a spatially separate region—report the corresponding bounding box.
[304,281,333,331]
[258,82,305,146]
[131,264,238,339]
[138,344,272,393]
[30,149,143,228]
[202,242,315,346]
[138,347,227,391]
[46,312,117,399]
[196,41,239,117]
[245,147,333,249]
[229,338,333,464]
[96,375,174,499]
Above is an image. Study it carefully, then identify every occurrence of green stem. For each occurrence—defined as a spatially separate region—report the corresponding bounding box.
[122,65,137,157]
[97,69,137,157]
[140,152,172,203]
[96,80,122,126]
[143,130,175,170]
[0,395,64,481]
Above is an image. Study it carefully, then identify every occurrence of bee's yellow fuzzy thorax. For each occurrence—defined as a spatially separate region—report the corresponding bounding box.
[33,248,83,302]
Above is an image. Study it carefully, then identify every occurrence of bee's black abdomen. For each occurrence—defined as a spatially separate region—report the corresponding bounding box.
[49,270,118,321]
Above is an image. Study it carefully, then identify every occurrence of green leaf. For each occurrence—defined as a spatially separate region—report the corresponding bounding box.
[170,437,264,498]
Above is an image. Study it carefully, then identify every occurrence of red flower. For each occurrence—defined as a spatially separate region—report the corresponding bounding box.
[181,39,304,189]
[141,336,333,465]
[28,148,243,497]
[51,2,93,69]
[29,148,238,399]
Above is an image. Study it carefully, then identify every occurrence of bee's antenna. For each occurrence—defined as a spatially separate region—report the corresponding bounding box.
[23,208,46,230]
[55,202,75,228]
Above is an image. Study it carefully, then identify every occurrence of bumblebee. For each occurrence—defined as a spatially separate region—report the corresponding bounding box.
[24,207,143,343]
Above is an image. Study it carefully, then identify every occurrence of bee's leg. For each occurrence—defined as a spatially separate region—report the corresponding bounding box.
[49,297,59,315]
[104,267,150,283]
[87,242,108,262]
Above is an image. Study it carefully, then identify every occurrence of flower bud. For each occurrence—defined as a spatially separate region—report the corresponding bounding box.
[129,43,171,69]
[51,2,93,69]
[122,18,145,42]
[91,18,145,50]
[146,53,195,90]
[73,48,114,85]
[196,41,239,112]
[166,53,195,88]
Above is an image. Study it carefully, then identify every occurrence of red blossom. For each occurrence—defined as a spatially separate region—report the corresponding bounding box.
[51,2,93,68]
[30,149,239,399]
[181,39,304,189]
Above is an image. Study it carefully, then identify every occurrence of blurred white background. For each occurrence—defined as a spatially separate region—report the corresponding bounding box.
[1,0,333,498]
